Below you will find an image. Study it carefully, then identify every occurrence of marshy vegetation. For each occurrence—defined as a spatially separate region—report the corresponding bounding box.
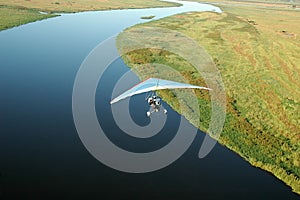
[1,0,299,195]
[0,6,56,31]
[0,0,179,31]
[141,15,155,19]
[117,5,300,194]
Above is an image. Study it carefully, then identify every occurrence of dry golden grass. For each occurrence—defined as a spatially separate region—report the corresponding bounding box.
[117,4,300,194]
[0,0,179,31]
[0,0,179,12]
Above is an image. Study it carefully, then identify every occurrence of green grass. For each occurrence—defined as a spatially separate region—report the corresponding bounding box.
[0,0,179,31]
[141,15,155,19]
[0,6,57,31]
[117,5,300,194]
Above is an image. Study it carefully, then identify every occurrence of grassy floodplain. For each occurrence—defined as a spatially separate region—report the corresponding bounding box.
[0,0,179,12]
[0,6,57,31]
[0,0,179,31]
[1,0,299,195]
[117,3,300,194]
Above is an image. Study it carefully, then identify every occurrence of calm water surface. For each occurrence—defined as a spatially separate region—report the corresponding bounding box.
[0,1,299,199]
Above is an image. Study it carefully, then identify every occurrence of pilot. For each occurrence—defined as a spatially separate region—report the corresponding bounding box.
[148,97,154,105]
[148,96,158,106]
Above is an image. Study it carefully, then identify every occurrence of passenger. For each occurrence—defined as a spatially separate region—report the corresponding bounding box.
[148,97,154,105]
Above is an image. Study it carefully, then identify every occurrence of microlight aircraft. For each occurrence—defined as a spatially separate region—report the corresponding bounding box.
[110,78,211,117]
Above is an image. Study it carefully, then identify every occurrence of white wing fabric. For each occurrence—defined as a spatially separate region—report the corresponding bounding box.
[110,78,211,104]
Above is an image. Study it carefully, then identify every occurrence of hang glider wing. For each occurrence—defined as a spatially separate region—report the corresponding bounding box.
[110,78,211,104]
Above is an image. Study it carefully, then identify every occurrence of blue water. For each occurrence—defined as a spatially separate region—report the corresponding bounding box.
[0,0,299,199]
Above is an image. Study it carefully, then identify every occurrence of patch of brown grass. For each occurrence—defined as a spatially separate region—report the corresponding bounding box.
[0,0,179,12]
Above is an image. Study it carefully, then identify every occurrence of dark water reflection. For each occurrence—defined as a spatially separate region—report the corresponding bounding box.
[0,1,299,199]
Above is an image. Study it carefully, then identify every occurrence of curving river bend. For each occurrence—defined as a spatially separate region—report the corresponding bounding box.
[0,0,299,199]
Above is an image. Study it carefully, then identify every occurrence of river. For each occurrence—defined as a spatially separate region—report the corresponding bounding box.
[0,0,299,199]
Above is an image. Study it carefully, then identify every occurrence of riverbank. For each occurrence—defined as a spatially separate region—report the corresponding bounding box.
[1,0,299,195]
[0,6,57,31]
[0,0,180,31]
[116,3,300,195]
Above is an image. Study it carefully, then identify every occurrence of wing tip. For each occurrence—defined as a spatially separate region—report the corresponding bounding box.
[199,86,212,91]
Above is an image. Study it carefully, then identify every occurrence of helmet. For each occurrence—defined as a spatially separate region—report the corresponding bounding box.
[155,99,160,105]
[147,97,153,104]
